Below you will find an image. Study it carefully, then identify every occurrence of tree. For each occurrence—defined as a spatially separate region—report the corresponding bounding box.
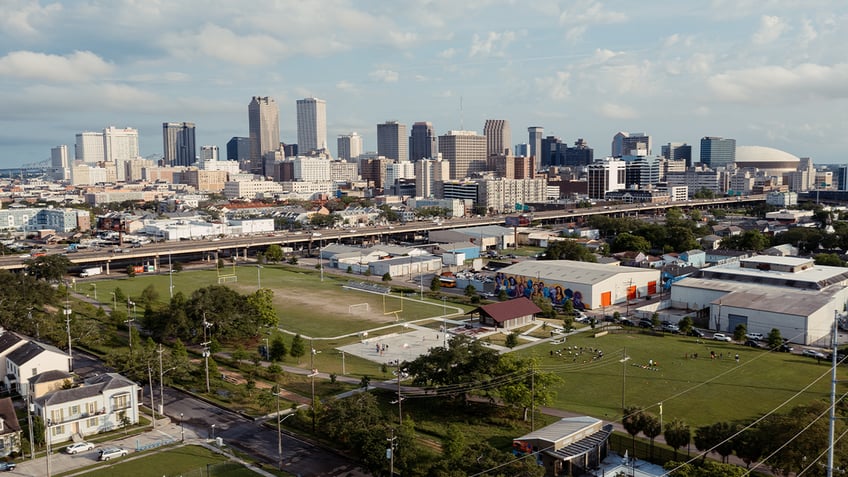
[442,424,467,464]
[611,233,652,253]
[430,275,441,292]
[290,334,306,361]
[464,284,476,297]
[561,299,574,317]
[140,284,159,304]
[126,265,136,278]
[541,239,597,262]
[733,429,763,469]
[678,316,694,335]
[287,256,298,265]
[265,244,284,263]
[247,288,277,327]
[562,315,574,332]
[173,261,184,272]
[813,253,844,266]
[269,335,288,361]
[651,312,661,329]
[622,406,644,455]
[642,413,662,459]
[24,254,72,282]
[505,332,519,348]
[381,272,392,282]
[664,418,691,460]
[733,323,747,342]
[766,328,783,349]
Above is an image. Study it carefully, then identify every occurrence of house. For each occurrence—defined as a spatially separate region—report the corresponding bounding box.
[471,297,541,330]
[0,398,22,457]
[0,330,26,387]
[33,373,140,444]
[4,341,70,398]
[29,370,75,399]
[513,416,614,476]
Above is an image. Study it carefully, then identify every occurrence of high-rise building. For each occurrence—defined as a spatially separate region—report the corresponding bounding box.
[528,127,543,171]
[438,131,487,180]
[612,132,651,157]
[51,145,69,181]
[409,122,436,162]
[75,131,105,163]
[514,144,528,157]
[296,97,327,153]
[587,158,626,199]
[700,136,736,168]
[103,126,139,181]
[337,132,363,162]
[483,119,511,157]
[377,121,408,162]
[415,156,450,198]
[162,122,197,167]
[199,145,219,161]
[661,142,693,167]
[226,137,250,166]
[248,96,280,173]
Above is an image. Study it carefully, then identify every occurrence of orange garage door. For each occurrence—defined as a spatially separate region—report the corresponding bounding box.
[600,291,612,307]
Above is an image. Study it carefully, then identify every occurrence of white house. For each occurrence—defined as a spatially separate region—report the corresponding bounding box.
[34,373,140,444]
[5,342,70,398]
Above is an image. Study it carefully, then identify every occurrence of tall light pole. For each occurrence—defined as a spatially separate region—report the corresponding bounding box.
[319,242,324,282]
[92,282,97,301]
[202,315,212,394]
[276,390,295,471]
[125,299,135,355]
[257,265,263,289]
[64,285,73,371]
[179,413,184,442]
[442,297,448,348]
[168,251,174,298]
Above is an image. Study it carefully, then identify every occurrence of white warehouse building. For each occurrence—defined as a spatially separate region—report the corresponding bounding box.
[670,255,848,345]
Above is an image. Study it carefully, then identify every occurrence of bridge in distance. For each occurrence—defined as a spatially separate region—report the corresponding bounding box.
[0,195,765,273]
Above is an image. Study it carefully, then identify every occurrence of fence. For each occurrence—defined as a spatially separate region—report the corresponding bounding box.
[136,437,176,452]
[164,462,248,477]
[608,431,692,467]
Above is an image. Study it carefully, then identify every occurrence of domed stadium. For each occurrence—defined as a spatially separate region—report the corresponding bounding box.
[735,146,800,172]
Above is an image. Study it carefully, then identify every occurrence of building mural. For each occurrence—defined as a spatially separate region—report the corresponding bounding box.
[494,272,586,309]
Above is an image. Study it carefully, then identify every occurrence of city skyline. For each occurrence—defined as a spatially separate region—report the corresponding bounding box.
[1,1,847,168]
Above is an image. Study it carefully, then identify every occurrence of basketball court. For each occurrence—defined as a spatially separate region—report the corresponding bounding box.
[338,323,455,365]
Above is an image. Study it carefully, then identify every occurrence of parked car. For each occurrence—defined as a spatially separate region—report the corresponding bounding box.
[0,462,15,471]
[744,340,763,348]
[745,332,764,341]
[574,313,590,324]
[65,441,95,454]
[98,447,128,461]
[688,328,705,338]
[638,319,654,329]
[802,349,826,359]
[713,333,732,342]
[777,343,794,353]
[662,323,680,333]
[620,318,636,327]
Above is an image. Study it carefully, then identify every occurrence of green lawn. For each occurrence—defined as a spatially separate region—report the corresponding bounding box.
[514,330,848,428]
[72,445,261,477]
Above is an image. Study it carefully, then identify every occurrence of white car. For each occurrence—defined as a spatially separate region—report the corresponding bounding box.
[66,441,95,454]
[712,333,732,342]
[802,349,826,359]
[98,447,128,461]
[745,332,764,341]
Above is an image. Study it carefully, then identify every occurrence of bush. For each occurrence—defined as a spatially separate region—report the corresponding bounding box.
[382,272,392,282]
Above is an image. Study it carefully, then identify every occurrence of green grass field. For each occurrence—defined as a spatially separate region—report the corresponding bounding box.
[74,445,260,477]
[515,330,847,428]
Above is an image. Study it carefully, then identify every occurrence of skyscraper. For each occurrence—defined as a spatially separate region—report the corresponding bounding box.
[700,137,736,168]
[337,132,363,162]
[103,126,139,181]
[438,131,487,180]
[528,126,543,171]
[377,121,408,162]
[75,131,104,163]
[51,145,69,181]
[296,97,327,153]
[226,137,250,163]
[612,132,651,157]
[248,96,280,173]
[661,142,693,167]
[483,119,511,157]
[199,145,219,161]
[415,157,450,198]
[162,122,197,167]
[409,122,436,161]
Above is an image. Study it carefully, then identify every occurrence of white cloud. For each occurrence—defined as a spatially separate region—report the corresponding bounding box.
[0,50,113,82]
[438,48,457,59]
[598,102,637,119]
[370,69,399,83]
[590,48,621,64]
[752,15,788,45]
[799,18,818,45]
[534,71,571,101]
[336,80,357,92]
[469,31,516,58]
[708,62,848,104]
[558,0,627,41]
[161,24,289,65]
[0,0,62,37]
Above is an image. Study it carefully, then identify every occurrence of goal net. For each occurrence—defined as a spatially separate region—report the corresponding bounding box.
[218,275,238,284]
[349,303,370,315]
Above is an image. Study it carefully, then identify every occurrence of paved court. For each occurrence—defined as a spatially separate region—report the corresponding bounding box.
[339,323,456,365]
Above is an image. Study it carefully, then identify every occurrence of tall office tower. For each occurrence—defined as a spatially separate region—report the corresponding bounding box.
[337,132,363,161]
[612,132,651,157]
[587,158,626,199]
[438,130,487,180]
[75,131,105,163]
[514,144,528,157]
[415,156,450,198]
[248,96,280,173]
[377,121,408,162]
[661,142,693,167]
[700,136,736,168]
[162,122,197,167]
[409,121,436,162]
[528,126,543,170]
[566,138,594,166]
[837,166,848,191]
[51,145,69,181]
[624,156,661,189]
[540,136,565,167]
[199,145,219,161]
[483,119,511,157]
[296,97,327,153]
[103,126,139,181]
[226,136,250,165]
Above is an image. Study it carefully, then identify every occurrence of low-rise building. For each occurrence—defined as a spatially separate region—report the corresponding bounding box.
[0,398,22,457]
[5,341,70,399]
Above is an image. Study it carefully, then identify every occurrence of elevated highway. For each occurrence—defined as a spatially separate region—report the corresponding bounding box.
[1,195,764,274]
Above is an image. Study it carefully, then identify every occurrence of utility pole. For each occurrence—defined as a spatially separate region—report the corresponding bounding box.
[396,361,403,424]
[387,428,397,477]
[26,392,34,460]
[621,347,627,411]
[64,287,73,371]
[276,388,282,471]
[202,313,212,394]
[530,363,535,431]
[826,310,838,477]
[148,362,156,428]
[158,344,164,416]
[168,251,173,298]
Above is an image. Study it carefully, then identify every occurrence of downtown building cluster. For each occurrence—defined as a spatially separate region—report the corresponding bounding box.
[36,95,831,214]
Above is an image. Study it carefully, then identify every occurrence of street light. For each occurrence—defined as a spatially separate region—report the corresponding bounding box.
[180,412,185,442]
[211,424,216,442]
[168,251,174,298]
[257,265,263,289]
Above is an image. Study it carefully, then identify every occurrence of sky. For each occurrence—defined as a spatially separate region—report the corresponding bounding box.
[1,0,847,168]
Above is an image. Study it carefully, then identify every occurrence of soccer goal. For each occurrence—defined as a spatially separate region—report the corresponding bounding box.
[218,275,238,284]
[383,291,404,316]
[349,303,370,315]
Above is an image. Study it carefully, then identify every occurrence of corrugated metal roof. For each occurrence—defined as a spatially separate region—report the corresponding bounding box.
[476,297,542,323]
[500,260,658,285]
[675,277,837,315]
[516,416,602,444]
[547,424,614,460]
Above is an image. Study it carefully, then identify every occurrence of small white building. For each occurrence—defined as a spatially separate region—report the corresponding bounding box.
[34,373,140,444]
[5,342,70,399]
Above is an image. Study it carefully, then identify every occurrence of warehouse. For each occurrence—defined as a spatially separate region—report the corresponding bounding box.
[670,255,848,346]
[494,260,660,310]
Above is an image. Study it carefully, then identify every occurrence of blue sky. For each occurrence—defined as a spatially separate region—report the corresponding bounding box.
[1,0,846,168]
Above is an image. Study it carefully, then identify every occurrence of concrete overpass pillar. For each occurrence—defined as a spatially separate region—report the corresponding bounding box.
[105,260,110,275]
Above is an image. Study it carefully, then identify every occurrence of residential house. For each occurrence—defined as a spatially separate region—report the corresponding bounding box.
[4,342,70,398]
[34,373,140,444]
[0,331,26,389]
[0,398,21,457]
[29,370,75,399]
